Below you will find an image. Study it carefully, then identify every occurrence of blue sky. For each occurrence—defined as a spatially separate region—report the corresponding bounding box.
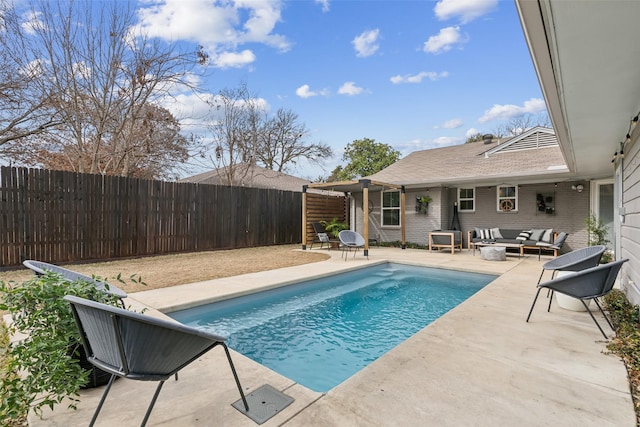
[135,0,546,179]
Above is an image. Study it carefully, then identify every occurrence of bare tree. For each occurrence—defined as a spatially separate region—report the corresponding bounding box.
[1,0,205,178]
[257,108,332,172]
[491,113,552,138]
[0,1,63,156]
[22,104,189,179]
[207,83,264,185]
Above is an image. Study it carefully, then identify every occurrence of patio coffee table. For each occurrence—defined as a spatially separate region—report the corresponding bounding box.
[471,241,524,258]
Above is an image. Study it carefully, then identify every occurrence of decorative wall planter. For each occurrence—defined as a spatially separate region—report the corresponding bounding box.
[415,196,432,214]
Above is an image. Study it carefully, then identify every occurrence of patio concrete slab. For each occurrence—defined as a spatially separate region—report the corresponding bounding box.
[29,247,635,426]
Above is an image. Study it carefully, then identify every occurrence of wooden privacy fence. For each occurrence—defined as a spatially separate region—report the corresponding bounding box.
[0,167,313,267]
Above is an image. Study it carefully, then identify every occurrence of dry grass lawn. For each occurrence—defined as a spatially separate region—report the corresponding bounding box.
[0,245,330,293]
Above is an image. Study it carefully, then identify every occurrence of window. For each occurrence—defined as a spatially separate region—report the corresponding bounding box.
[458,188,475,212]
[382,190,401,226]
[497,185,518,212]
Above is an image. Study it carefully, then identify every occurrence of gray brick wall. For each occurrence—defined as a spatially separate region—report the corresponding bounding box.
[352,182,591,250]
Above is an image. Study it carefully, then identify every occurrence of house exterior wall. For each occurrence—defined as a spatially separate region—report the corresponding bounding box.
[620,136,640,306]
[459,182,590,250]
[352,183,591,250]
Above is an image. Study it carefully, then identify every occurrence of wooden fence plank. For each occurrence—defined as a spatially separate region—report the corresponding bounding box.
[0,167,334,268]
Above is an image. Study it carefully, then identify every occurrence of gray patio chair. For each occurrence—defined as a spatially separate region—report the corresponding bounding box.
[64,295,249,427]
[535,231,569,260]
[535,245,606,304]
[536,245,606,286]
[23,259,127,303]
[339,230,367,260]
[526,259,627,338]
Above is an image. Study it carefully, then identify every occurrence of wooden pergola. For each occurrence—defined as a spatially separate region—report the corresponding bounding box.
[302,179,406,256]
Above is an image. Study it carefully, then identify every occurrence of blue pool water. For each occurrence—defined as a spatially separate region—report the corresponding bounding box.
[169,263,496,392]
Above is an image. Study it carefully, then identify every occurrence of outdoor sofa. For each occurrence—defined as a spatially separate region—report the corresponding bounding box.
[467,227,557,255]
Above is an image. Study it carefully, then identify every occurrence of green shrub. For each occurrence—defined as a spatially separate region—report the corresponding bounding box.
[0,272,122,423]
[603,289,640,424]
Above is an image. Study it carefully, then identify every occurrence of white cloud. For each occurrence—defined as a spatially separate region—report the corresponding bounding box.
[213,50,256,68]
[296,84,329,98]
[433,136,462,146]
[423,26,466,54]
[434,0,498,24]
[338,82,364,96]
[21,11,44,35]
[390,71,449,84]
[478,98,547,123]
[134,0,290,69]
[352,29,380,58]
[440,118,463,129]
[315,0,330,13]
[395,136,463,153]
[466,127,481,137]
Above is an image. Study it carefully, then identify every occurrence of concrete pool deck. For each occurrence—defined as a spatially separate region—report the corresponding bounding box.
[30,247,635,426]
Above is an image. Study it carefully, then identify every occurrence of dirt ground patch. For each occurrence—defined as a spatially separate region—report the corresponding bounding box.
[0,245,330,293]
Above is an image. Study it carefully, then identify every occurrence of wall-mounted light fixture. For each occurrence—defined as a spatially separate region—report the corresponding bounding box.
[571,184,584,193]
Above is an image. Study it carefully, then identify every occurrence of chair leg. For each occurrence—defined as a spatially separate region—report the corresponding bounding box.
[526,288,543,322]
[592,298,615,331]
[89,374,117,427]
[221,344,249,411]
[547,290,554,312]
[141,381,165,427]
[582,300,609,339]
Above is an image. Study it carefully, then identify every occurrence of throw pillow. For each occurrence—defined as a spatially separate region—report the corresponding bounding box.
[541,228,554,243]
[516,230,532,241]
[490,227,503,239]
[529,229,545,241]
[475,228,493,239]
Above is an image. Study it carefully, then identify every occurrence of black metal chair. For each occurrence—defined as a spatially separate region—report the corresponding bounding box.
[64,295,249,426]
[526,259,628,338]
[310,222,330,249]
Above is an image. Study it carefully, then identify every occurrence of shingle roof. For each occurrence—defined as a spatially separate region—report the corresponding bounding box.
[368,127,570,187]
[180,163,310,192]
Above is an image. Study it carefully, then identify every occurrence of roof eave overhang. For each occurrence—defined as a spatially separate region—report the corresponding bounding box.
[515,0,576,173]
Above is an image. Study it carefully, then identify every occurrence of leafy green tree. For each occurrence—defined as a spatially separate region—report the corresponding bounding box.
[335,138,400,180]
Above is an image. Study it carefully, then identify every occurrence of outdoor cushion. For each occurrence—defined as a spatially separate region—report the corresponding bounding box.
[475,228,493,240]
[529,229,545,241]
[490,227,503,239]
[541,228,554,243]
[498,229,523,240]
[516,231,532,241]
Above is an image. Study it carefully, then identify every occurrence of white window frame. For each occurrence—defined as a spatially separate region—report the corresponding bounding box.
[458,187,475,212]
[497,185,518,212]
[381,190,401,227]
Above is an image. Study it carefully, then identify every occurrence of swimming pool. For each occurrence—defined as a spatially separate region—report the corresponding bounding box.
[169,262,496,392]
